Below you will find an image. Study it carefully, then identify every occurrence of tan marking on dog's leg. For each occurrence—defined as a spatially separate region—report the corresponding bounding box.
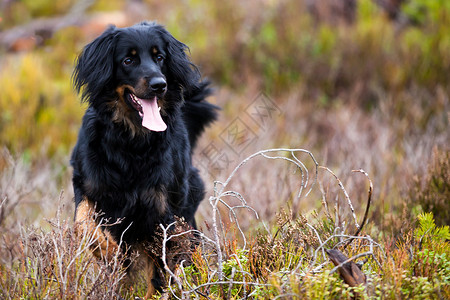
[144,258,156,299]
[75,198,119,260]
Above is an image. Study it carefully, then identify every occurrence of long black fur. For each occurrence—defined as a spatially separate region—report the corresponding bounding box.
[71,22,217,289]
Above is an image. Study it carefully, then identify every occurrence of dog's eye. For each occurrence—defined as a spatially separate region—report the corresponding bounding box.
[123,57,134,66]
[156,54,164,63]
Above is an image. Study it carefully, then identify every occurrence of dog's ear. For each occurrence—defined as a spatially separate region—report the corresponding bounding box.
[73,26,117,103]
[161,29,201,91]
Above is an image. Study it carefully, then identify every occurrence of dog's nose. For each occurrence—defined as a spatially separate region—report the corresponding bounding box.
[150,77,167,94]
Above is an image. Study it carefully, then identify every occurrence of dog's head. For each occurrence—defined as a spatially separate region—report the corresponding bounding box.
[73,22,200,134]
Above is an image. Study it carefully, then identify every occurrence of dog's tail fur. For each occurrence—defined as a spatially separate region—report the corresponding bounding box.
[183,80,219,150]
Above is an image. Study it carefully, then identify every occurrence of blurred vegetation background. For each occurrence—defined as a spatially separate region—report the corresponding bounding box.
[0,0,448,230]
[0,0,449,298]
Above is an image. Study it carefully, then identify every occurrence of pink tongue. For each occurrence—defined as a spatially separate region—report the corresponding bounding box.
[140,97,167,132]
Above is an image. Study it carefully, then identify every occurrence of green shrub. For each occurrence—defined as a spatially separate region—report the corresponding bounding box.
[0,53,84,159]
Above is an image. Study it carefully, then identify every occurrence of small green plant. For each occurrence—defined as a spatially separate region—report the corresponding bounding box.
[381,212,450,299]
[415,212,450,243]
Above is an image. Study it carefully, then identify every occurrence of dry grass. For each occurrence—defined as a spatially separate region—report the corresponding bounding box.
[194,84,449,234]
[0,203,129,299]
[0,143,449,299]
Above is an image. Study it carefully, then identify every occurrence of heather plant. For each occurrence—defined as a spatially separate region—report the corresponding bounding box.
[408,148,450,226]
[0,147,449,299]
[0,207,130,299]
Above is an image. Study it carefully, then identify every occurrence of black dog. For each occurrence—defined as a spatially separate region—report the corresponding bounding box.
[71,21,217,297]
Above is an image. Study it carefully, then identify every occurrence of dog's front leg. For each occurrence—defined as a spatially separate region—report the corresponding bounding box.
[144,258,157,299]
[75,198,120,260]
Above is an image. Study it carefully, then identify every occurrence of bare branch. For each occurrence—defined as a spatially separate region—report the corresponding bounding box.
[319,166,360,229]
[0,0,95,50]
[160,222,184,299]
[343,169,374,249]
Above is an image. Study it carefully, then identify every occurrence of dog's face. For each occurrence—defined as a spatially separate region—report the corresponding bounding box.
[73,22,200,135]
[113,26,169,132]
